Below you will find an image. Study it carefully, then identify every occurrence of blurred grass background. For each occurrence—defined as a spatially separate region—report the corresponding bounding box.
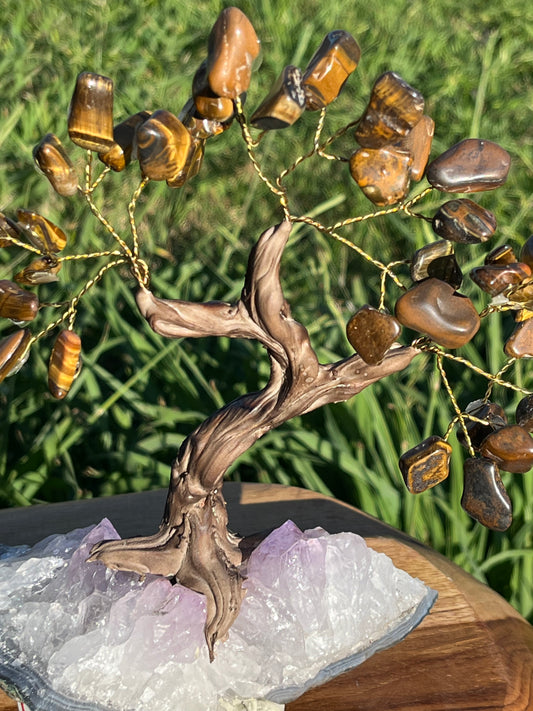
[0,0,532,620]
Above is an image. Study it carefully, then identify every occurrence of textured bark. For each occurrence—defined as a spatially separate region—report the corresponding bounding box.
[88,221,419,659]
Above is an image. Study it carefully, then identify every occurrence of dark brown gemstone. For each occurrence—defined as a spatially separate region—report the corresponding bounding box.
[432,199,497,244]
[193,60,236,123]
[410,240,454,282]
[99,111,150,172]
[302,30,360,111]
[426,138,511,193]
[0,212,25,247]
[48,330,82,400]
[178,97,231,139]
[0,329,31,383]
[394,115,435,181]
[135,110,192,181]
[166,136,205,188]
[520,235,533,269]
[32,133,78,197]
[395,278,480,349]
[349,145,412,206]
[470,262,531,296]
[516,394,533,432]
[480,424,533,473]
[345,305,401,365]
[13,256,61,285]
[461,457,512,531]
[355,71,425,149]
[504,319,533,359]
[68,72,115,153]
[426,254,463,289]
[16,210,67,253]
[485,244,517,266]
[250,66,306,130]
[207,7,260,99]
[457,399,507,451]
[0,280,39,322]
[399,436,452,494]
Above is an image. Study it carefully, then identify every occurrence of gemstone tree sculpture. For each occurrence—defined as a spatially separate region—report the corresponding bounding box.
[1,7,532,660]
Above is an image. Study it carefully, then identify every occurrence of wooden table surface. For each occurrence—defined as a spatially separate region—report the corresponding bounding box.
[0,482,532,711]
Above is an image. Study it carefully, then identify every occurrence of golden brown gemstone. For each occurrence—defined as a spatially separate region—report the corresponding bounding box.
[14,256,61,285]
[349,145,412,206]
[355,71,424,149]
[515,308,533,322]
[504,319,533,359]
[470,262,531,296]
[432,199,497,244]
[166,136,205,188]
[48,330,82,399]
[457,399,507,451]
[399,435,452,494]
[16,210,67,253]
[508,279,533,305]
[250,66,306,130]
[0,280,39,321]
[32,133,78,197]
[520,235,533,269]
[461,458,512,531]
[135,110,192,181]
[302,30,361,111]
[485,244,517,266]
[426,254,463,290]
[68,72,115,153]
[410,240,454,282]
[0,212,25,247]
[394,115,434,181]
[193,60,236,123]
[0,329,31,383]
[179,97,230,139]
[516,394,533,432]
[345,305,401,365]
[395,278,480,349]
[480,424,533,473]
[426,138,511,193]
[99,111,150,172]
[207,7,260,99]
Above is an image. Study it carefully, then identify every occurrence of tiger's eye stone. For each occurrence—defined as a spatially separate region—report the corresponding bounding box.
[516,394,533,432]
[207,7,261,99]
[485,244,517,266]
[32,133,78,197]
[508,279,533,305]
[515,308,533,322]
[426,138,511,193]
[355,71,425,149]
[504,318,533,359]
[410,240,454,282]
[250,66,306,130]
[193,60,236,123]
[461,458,512,531]
[68,72,115,153]
[99,111,151,172]
[432,199,497,244]
[470,263,531,296]
[0,213,24,247]
[166,136,205,188]
[179,98,230,139]
[520,235,533,269]
[395,278,480,348]
[457,399,507,451]
[0,280,39,322]
[480,424,533,473]
[0,329,31,383]
[426,254,463,290]
[302,30,361,111]
[48,330,82,399]
[16,210,67,253]
[14,256,61,285]
[349,145,412,206]
[345,305,401,365]
[136,110,192,181]
[394,115,434,181]
[399,436,452,494]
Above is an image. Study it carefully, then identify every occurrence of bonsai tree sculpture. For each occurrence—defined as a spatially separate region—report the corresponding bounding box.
[1,7,532,664]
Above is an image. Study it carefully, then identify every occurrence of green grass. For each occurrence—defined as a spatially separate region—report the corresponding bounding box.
[1,0,533,621]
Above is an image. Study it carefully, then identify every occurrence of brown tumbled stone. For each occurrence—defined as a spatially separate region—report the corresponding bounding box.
[250,66,306,130]
[166,136,205,188]
[504,319,533,359]
[99,111,150,172]
[480,424,533,473]
[135,110,192,181]
[410,240,454,282]
[48,330,82,400]
[426,138,511,193]
[0,213,25,247]
[520,235,533,269]
[0,329,31,383]
[470,262,531,296]
[461,457,512,531]
[14,256,61,285]
[457,399,507,451]
[516,394,533,432]
[508,279,533,306]
[193,60,236,123]
[207,7,260,99]
[432,199,497,244]
[485,244,517,266]
[349,145,412,206]
[426,254,463,290]
[32,133,78,197]
[16,210,67,253]
[68,72,115,153]
[394,114,434,181]
[395,278,480,349]
[355,71,424,149]
[515,308,533,322]
[399,436,452,494]
[345,305,401,365]
[302,30,361,111]
[179,98,231,139]
[0,280,39,322]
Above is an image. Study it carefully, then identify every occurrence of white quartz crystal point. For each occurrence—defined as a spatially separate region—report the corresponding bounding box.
[0,519,436,711]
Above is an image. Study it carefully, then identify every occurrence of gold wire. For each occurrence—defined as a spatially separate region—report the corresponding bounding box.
[0,234,42,255]
[129,176,150,259]
[436,353,476,457]
[58,250,122,262]
[484,357,517,401]
[91,165,111,192]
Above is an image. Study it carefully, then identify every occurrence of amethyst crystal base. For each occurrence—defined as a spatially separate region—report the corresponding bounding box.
[0,519,436,711]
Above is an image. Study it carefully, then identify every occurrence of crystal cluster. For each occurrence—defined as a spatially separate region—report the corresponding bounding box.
[0,520,435,711]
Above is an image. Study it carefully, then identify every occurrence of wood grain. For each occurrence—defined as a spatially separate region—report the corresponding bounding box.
[0,483,532,710]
